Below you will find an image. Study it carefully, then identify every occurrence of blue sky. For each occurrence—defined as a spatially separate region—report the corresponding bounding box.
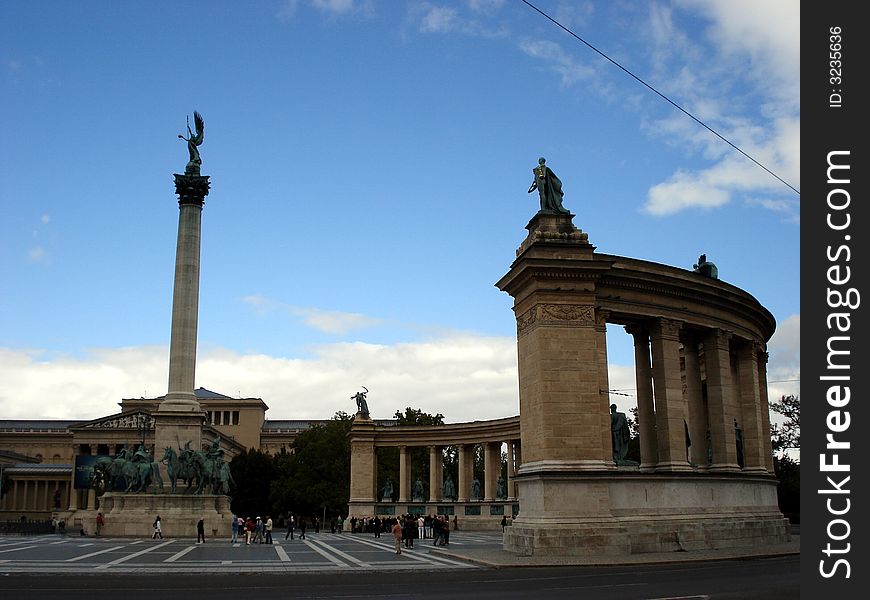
[1,1,799,423]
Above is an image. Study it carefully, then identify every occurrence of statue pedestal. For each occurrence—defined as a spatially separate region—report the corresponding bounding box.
[153,410,204,485]
[97,493,232,538]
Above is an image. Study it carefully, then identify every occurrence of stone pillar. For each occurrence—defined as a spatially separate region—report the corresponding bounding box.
[428,446,442,503]
[681,334,707,467]
[737,340,767,472]
[506,441,517,500]
[650,318,691,471]
[398,446,410,503]
[68,452,78,511]
[483,442,498,502]
[626,324,657,471]
[757,346,775,473]
[595,310,616,467]
[161,172,210,411]
[458,444,472,502]
[348,417,378,509]
[703,329,740,471]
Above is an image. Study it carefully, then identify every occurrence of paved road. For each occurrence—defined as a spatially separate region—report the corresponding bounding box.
[0,531,493,573]
[0,552,800,600]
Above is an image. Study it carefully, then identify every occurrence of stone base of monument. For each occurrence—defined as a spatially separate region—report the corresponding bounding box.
[503,472,790,556]
[96,493,233,538]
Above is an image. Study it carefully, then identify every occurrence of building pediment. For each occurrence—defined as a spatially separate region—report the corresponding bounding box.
[69,411,155,432]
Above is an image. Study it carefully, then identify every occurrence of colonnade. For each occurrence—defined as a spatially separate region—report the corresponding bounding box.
[624,320,774,475]
[0,476,69,515]
[384,440,521,503]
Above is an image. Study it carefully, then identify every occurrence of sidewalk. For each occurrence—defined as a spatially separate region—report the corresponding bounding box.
[430,535,800,568]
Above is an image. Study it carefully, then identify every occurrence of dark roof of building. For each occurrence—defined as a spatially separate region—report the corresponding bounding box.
[0,420,81,432]
[262,419,396,432]
[3,463,72,475]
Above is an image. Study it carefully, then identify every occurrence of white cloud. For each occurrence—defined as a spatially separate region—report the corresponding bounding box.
[311,0,357,15]
[41,214,50,224]
[644,171,730,215]
[242,295,382,334]
[0,335,521,423]
[420,6,459,33]
[27,246,48,263]
[519,39,595,86]
[639,1,799,215]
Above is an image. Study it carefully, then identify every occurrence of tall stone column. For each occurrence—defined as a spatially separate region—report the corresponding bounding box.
[650,318,691,471]
[398,446,410,503]
[506,441,517,500]
[681,333,707,467]
[162,173,210,410]
[457,444,472,502]
[756,346,775,473]
[483,442,498,502]
[428,446,442,503]
[626,324,657,471]
[155,172,210,481]
[737,340,767,472]
[703,329,740,471]
[347,417,378,517]
[595,310,616,467]
[68,449,78,511]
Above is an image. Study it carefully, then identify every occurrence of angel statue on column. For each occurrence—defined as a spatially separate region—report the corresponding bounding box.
[178,111,204,175]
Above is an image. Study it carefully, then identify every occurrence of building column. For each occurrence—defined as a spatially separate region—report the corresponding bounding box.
[650,318,691,471]
[483,442,497,502]
[398,446,410,503]
[506,441,517,501]
[757,346,775,473]
[737,340,767,472]
[681,333,707,467]
[703,329,740,471]
[458,444,472,502]
[595,310,617,467]
[68,451,78,511]
[627,324,657,471]
[428,446,442,503]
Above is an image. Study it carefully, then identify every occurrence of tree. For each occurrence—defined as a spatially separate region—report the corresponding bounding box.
[770,394,799,455]
[393,407,445,426]
[270,412,353,520]
[769,394,800,524]
[229,448,276,518]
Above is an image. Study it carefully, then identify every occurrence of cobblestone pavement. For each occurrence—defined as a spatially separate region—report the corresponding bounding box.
[0,530,800,574]
[0,531,499,574]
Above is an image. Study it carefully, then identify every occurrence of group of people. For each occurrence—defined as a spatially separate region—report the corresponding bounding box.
[230,515,274,545]
[387,513,454,554]
[349,513,457,539]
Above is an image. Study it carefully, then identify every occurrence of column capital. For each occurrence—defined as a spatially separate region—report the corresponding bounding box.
[651,317,683,341]
[624,323,649,340]
[594,308,610,331]
[173,173,210,207]
[703,327,733,349]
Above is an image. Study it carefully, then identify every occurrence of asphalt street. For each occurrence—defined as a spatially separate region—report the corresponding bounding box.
[0,532,800,599]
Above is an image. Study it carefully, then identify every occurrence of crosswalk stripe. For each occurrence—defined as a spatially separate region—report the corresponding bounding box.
[308,538,371,568]
[166,545,197,562]
[275,545,291,562]
[97,540,175,569]
[66,546,124,562]
[303,539,350,568]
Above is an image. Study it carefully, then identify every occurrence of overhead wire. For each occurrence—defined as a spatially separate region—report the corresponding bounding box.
[520,0,800,196]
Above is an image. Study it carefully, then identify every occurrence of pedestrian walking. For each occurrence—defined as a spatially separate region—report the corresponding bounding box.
[95,512,104,537]
[391,519,403,554]
[285,514,295,540]
[152,515,163,539]
[265,515,273,544]
[197,518,205,543]
[501,515,507,532]
[245,517,253,545]
[298,518,307,540]
[231,514,239,544]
